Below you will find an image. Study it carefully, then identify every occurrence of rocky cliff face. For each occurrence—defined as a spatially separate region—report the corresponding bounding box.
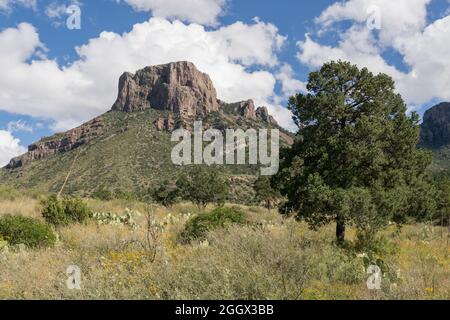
[112,61,220,117]
[420,102,450,149]
[6,117,105,169]
[221,99,277,125]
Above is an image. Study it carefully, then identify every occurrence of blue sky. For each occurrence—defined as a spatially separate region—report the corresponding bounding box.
[0,0,450,165]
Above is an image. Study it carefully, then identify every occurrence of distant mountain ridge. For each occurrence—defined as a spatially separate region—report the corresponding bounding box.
[0,61,292,201]
[420,102,450,149]
[419,102,450,171]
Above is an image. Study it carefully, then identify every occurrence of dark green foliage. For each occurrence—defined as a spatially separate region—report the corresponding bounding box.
[433,171,450,225]
[275,61,436,244]
[150,181,179,207]
[92,188,114,201]
[0,215,56,248]
[179,207,247,243]
[41,195,91,226]
[177,166,229,208]
[253,175,281,211]
[113,189,139,201]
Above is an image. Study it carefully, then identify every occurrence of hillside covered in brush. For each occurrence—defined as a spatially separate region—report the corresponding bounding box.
[419,102,450,172]
[0,62,293,202]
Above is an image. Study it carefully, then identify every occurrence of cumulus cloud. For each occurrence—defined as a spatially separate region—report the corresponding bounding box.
[315,0,431,45]
[0,18,297,131]
[298,0,450,108]
[0,130,26,167]
[276,63,306,99]
[121,0,227,26]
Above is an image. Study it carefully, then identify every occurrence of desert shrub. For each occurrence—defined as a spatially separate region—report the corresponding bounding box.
[41,195,91,226]
[178,207,246,243]
[353,229,399,257]
[149,182,179,208]
[0,187,22,201]
[176,166,229,208]
[114,189,139,201]
[92,188,113,201]
[0,215,56,248]
[0,235,7,249]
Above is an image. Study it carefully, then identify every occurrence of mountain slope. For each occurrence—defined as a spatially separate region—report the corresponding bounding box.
[0,62,293,202]
[420,102,450,171]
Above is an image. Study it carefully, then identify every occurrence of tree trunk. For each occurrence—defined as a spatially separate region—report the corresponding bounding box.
[336,216,346,245]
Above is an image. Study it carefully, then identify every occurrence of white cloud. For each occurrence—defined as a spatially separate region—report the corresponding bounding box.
[0,18,297,131]
[298,0,450,107]
[0,0,36,12]
[0,130,26,167]
[316,0,431,46]
[121,0,227,26]
[212,18,286,67]
[276,63,306,99]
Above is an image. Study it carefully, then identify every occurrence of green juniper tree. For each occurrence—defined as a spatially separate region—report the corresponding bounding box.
[177,166,229,209]
[150,181,179,208]
[254,175,281,212]
[275,61,435,245]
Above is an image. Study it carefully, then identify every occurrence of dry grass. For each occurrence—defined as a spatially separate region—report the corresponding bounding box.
[0,198,41,219]
[0,196,448,300]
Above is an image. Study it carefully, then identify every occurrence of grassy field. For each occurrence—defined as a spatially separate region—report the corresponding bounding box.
[0,193,449,300]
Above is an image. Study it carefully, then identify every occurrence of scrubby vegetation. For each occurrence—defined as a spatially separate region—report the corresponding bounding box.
[0,215,56,248]
[178,207,247,243]
[41,195,91,226]
[176,166,229,208]
[0,196,448,300]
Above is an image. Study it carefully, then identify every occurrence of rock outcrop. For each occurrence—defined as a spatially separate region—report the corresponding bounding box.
[420,102,450,149]
[256,106,276,125]
[238,100,257,119]
[154,116,176,131]
[112,61,220,117]
[6,117,104,169]
[221,99,277,125]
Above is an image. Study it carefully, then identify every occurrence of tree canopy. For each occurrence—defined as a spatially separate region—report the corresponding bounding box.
[275,61,435,244]
[254,175,281,212]
[177,166,229,209]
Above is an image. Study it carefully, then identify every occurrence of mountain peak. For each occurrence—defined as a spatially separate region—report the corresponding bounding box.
[111,61,220,117]
[420,102,450,149]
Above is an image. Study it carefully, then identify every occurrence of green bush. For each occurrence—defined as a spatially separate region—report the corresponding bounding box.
[0,215,56,248]
[179,207,247,243]
[150,182,179,207]
[92,188,113,201]
[41,195,91,226]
